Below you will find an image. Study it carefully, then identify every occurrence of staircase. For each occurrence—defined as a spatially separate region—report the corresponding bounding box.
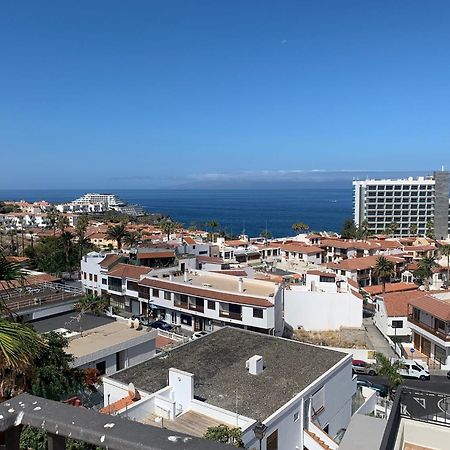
[304,429,332,450]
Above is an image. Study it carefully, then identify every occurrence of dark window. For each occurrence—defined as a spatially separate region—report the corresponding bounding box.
[152,289,159,297]
[94,274,98,282]
[266,430,278,450]
[164,291,172,300]
[96,361,106,376]
[208,300,215,310]
[138,285,150,300]
[391,320,403,329]
[83,272,87,280]
[89,273,93,281]
[253,308,263,318]
[180,314,192,326]
[127,280,138,291]
[102,278,107,285]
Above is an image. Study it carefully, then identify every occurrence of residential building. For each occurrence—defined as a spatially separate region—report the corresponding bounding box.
[72,193,126,209]
[278,243,323,265]
[137,270,284,335]
[353,171,450,238]
[103,327,356,449]
[407,291,450,369]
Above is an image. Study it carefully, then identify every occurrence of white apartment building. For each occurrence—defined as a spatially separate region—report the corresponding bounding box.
[353,171,450,238]
[72,193,125,210]
[102,327,356,450]
[137,270,284,336]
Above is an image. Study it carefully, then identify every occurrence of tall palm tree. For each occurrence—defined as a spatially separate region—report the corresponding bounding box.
[159,219,176,241]
[414,256,438,291]
[375,352,402,390]
[60,230,74,267]
[106,223,127,250]
[373,256,396,293]
[409,223,418,237]
[425,220,435,239]
[75,215,89,263]
[123,230,142,248]
[206,220,220,242]
[46,209,59,236]
[386,222,399,237]
[292,222,309,234]
[441,244,450,289]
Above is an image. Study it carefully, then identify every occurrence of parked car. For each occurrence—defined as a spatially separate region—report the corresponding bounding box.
[356,378,389,397]
[352,359,378,376]
[191,331,209,340]
[397,360,430,380]
[149,320,173,331]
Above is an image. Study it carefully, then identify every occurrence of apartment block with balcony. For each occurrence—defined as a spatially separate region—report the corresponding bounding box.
[353,171,450,238]
[137,270,284,336]
[407,291,450,369]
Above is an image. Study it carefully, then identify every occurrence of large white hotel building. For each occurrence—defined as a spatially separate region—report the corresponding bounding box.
[353,170,450,238]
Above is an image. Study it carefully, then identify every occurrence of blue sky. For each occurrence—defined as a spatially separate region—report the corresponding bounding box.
[1,0,450,189]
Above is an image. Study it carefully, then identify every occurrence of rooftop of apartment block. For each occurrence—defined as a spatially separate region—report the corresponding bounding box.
[112,327,347,420]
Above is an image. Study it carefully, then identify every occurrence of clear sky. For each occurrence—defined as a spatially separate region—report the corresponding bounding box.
[1,0,450,189]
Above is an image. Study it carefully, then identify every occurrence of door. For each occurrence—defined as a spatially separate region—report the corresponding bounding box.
[421,337,431,357]
[413,333,420,351]
[194,316,204,332]
[141,302,148,317]
[116,350,127,371]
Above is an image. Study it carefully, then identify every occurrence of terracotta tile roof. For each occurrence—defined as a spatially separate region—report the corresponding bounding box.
[0,273,60,291]
[408,293,450,321]
[403,245,437,252]
[320,239,373,250]
[224,240,248,247]
[326,255,405,271]
[137,251,175,259]
[307,270,336,278]
[183,236,196,245]
[211,270,248,277]
[107,263,152,280]
[363,282,418,296]
[139,277,273,308]
[378,290,427,317]
[99,254,122,269]
[99,395,138,414]
[197,256,225,264]
[279,244,323,254]
[5,256,30,263]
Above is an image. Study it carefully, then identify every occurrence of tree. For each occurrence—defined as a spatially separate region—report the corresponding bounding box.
[159,219,176,241]
[414,256,438,290]
[409,223,418,237]
[441,244,450,289]
[46,209,59,236]
[106,223,127,250]
[373,256,395,293]
[124,230,141,248]
[75,215,90,263]
[356,219,370,240]
[292,222,309,234]
[260,229,272,244]
[0,252,25,298]
[425,220,435,239]
[74,294,109,316]
[206,220,220,242]
[385,222,399,237]
[375,352,403,390]
[61,230,74,267]
[204,424,244,447]
[341,219,357,239]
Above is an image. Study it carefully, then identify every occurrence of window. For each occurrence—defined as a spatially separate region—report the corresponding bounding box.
[102,278,107,285]
[266,430,278,450]
[94,274,98,282]
[208,300,215,310]
[391,320,403,329]
[89,273,93,281]
[293,412,299,422]
[311,387,325,417]
[253,308,263,319]
[127,280,138,291]
[152,289,159,298]
[164,291,172,300]
[180,314,192,326]
[83,272,87,280]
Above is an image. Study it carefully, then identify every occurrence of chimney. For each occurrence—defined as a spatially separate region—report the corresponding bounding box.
[169,273,174,281]
[184,270,189,283]
[238,277,244,293]
[246,355,264,375]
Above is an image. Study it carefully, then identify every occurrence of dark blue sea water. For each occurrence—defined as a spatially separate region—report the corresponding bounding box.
[0,186,353,238]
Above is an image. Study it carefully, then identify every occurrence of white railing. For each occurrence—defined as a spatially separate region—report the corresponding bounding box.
[157,329,189,343]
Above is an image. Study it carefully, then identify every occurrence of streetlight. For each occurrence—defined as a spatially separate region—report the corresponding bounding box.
[253,420,267,450]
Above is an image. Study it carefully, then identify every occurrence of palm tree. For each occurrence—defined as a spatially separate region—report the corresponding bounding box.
[159,219,176,241]
[375,352,402,391]
[414,256,438,290]
[56,213,70,234]
[409,223,418,237]
[124,230,141,248]
[260,229,272,245]
[206,220,220,242]
[373,256,396,293]
[292,222,310,234]
[0,253,25,309]
[356,219,370,240]
[441,244,450,289]
[75,214,89,263]
[60,230,73,267]
[386,222,399,237]
[106,223,127,250]
[425,220,435,239]
[46,209,59,236]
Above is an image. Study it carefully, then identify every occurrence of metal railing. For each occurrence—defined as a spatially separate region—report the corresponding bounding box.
[408,315,450,341]
[0,393,229,450]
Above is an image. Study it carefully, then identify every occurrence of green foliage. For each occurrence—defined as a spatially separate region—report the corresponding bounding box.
[75,294,109,315]
[385,222,399,237]
[373,256,396,292]
[106,223,127,249]
[31,331,85,401]
[375,352,403,387]
[413,256,437,290]
[159,218,176,240]
[409,224,418,237]
[292,222,309,234]
[0,201,20,213]
[260,229,272,240]
[425,220,435,239]
[204,424,244,447]
[341,219,357,239]
[20,426,47,450]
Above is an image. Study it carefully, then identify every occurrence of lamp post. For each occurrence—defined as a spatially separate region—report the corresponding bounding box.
[253,420,267,450]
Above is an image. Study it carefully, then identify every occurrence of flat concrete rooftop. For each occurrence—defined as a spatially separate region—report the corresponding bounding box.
[67,321,155,358]
[170,271,276,297]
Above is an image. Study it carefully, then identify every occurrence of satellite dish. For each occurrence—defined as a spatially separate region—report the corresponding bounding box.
[128,382,136,399]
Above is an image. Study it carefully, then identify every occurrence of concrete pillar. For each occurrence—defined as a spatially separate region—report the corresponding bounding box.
[48,433,66,450]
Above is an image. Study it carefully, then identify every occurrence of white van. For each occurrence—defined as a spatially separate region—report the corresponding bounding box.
[397,360,430,380]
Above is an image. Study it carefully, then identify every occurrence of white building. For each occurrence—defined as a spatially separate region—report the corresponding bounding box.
[72,193,126,210]
[102,327,356,449]
[353,171,450,238]
[137,270,284,336]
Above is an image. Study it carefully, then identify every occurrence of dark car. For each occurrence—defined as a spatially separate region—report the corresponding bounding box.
[149,320,172,331]
[447,371,450,380]
[357,378,389,397]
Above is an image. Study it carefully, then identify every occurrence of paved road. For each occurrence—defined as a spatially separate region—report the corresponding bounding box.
[363,318,395,357]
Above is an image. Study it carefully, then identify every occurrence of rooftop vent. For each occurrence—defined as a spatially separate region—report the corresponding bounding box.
[246,355,264,375]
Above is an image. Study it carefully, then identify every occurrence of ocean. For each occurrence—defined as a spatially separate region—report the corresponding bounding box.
[0,185,353,238]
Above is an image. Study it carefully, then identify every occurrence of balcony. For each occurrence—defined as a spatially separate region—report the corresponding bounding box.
[408,315,450,342]
[219,310,242,321]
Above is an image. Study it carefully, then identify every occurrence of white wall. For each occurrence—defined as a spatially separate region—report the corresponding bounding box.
[373,300,410,339]
[169,368,194,417]
[284,286,362,331]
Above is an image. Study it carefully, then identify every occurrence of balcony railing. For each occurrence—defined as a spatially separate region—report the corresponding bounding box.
[108,284,123,292]
[408,315,450,342]
[219,310,242,321]
[0,393,228,450]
